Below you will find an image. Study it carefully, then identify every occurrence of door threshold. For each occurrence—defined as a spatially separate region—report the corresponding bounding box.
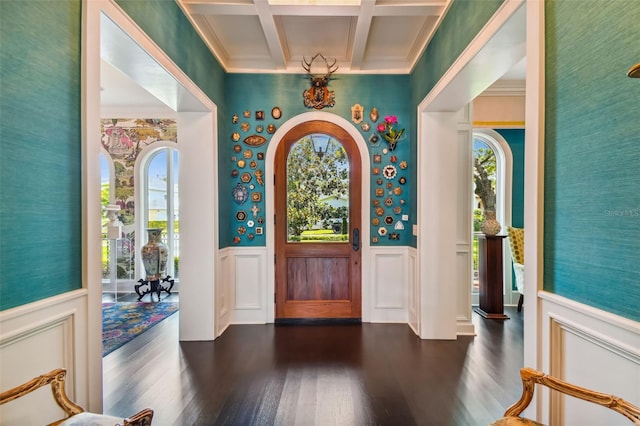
[275,318,362,326]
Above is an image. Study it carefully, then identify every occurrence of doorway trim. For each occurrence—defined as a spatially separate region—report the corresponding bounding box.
[265,112,371,323]
[85,0,219,411]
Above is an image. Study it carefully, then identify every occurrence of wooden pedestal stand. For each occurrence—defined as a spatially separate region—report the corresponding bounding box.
[474,235,509,320]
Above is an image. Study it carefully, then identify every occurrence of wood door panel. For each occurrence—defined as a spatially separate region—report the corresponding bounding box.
[286,257,350,300]
[275,120,361,320]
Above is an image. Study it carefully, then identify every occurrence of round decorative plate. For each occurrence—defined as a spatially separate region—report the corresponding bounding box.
[383,165,397,179]
[271,107,282,119]
[378,227,387,236]
[232,183,249,205]
[232,132,240,141]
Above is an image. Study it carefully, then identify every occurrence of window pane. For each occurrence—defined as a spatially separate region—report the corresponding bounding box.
[286,134,349,243]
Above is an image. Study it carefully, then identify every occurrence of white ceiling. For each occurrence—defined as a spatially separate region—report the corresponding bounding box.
[177,0,451,74]
[101,1,526,109]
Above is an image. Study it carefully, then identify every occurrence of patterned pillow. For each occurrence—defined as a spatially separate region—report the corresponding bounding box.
[507,227,524,264]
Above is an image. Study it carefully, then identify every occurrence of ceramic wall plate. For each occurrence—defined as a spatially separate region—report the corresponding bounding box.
[271,107,282,119]
[372,236,379,243]
[372,167,380,175]
[384,197,393,206]
[375,188,384,197]
[393,206,402,215]
[399,160,408,169]
[369,134,380,146]
[243,134,267,147]
[237,159,246,168]
[232,132,240,141]
[243,110,251,118]
[375,207,384,216]
[257,152,265,160]
[378,227,387,236]
[384,216,394,225]
[232,114,239,124]
[371,218,380,226]
[370,107,378,122]
[240,172,252,183]
[233,144,242,153]
[251,192,262,202]
[267,124,276,134]
[232,183,249,204]
[389,233,400,240]
[255,110,265,120]
[256,125,264,133]
[243,149,253,159]
[249,160,258,169]
[399,176,407,185]
[235,210,247,221]
[241,122,250,132]
[255,227,263,235]
[351,104,364,124]
[376,178,383,185]
[394,187,402,195]
[373,154,382,163]
[383,165,397,179]
[394,221,405,230]
[361,122,370,132]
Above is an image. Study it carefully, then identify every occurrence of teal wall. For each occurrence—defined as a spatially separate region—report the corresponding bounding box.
[0,1,83,310]
[544,1,640,321]
[408,0,504,247]
[495,128,525,228]
[222,74,412,248]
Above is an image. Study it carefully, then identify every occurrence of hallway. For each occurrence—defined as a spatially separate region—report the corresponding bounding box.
[104,308,524,425]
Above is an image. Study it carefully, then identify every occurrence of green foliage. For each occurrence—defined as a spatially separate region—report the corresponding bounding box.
[287,136,349,237]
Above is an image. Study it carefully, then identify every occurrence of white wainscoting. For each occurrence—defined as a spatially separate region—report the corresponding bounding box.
[368,246,410,323]
[0,290,89,425]
[220,247,269,324]
[538,292,640,425]
[407,247,419,334]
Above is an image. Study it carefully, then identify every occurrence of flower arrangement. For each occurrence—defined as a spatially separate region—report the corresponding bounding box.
[377,115,405,151]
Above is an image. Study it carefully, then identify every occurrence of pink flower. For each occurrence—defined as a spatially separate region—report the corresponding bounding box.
[384,115,398,125]
[377,123,386,133]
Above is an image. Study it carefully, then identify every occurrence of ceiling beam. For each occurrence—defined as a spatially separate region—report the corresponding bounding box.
[349,0,374,71]
[254,0,287,69]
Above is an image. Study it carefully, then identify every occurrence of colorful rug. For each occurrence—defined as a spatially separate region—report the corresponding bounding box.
[102,302,178,356]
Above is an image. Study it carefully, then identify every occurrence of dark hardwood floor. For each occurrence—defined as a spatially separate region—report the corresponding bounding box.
[103,305,524,425]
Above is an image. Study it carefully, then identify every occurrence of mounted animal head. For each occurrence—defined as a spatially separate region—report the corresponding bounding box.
[301,53,339,88]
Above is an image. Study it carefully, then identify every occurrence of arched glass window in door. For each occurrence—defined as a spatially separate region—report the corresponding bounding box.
[286,133,349,242]
[145,147,180,278]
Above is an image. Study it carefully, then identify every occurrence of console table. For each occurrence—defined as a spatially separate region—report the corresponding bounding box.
[474,235,509,320]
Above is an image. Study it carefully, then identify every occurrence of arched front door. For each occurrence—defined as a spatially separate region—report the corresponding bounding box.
[275,120,362,320]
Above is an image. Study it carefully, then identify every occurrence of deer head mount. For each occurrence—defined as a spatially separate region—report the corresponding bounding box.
[302,53,338,109]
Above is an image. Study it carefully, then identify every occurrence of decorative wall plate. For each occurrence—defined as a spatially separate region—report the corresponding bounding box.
[389,233,400,240]
[383,165,397,179]
[237,159,246,168]
[240,172,252,183]
[387,182,393,189]
[390,155,398,163]
[241,122,250,132]
[361,122,370,132]
[243,149,253,159]
[394,187,402,195]
[394,221,405,231]
[369,134,380,146]
[251,192,262,202]
[255,110,265,120]
[372,236,379,243]
[254,170,264,185]
[232,132,240,141]
[373,154,382,163]
[399,176,407,185]
[375,188,384,197]
[375,207,384,216]
[237,226,246,235]
[233,236,241,244]
[243,110,251,118]
[378,227,387,236]
[247,220,254,228]
[256,125,263,133]
[243,134,267,146]
[233,144,242,153]
[372,218,380,226]
[372,167,380,175]
[267,124,276,134]
[399,161,408,169]
[232,114,239,124]
[393,206,402,214]
[372,199,380,206]
[247,233,255,240]
[231,170,239,177]
[376,178,383,185]
[249,160,258,169]
[232,183,249,204]
[369,107,378,122]
[384,197,393,207]
[257,152,265,160]
[271,107,282,119]
[384,216,394,225]
[255,227,263,235]
[235,211,247,221]
[351,104,364,124]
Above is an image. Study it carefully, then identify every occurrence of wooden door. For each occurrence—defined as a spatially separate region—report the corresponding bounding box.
[275,121,361,320]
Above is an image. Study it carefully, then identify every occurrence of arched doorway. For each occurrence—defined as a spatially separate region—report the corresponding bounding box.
[274,120,362,321]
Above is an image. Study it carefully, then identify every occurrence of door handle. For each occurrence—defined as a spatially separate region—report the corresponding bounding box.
[352,228,360,251]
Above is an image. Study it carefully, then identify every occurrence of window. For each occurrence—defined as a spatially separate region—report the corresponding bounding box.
[472,130,513,296]
[144,148,180,278]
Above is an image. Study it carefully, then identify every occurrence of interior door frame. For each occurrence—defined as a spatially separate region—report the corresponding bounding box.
[265,112,371,323]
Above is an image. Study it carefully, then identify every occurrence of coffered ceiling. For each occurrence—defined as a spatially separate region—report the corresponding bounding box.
[177,0,452,74]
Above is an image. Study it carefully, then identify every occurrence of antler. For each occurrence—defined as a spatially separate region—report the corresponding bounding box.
[301,53,339,77]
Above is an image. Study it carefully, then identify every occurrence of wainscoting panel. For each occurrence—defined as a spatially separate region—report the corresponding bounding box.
[540,292,640,425]
[216,251,232,336]
[224,247,268,324]
[0,290,88,425]
[407,248,419,334]
[369,247,408,323]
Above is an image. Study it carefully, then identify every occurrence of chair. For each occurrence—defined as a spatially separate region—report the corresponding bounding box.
[0,368,153,426]
[507,226,525,311]
[491,368,640,425]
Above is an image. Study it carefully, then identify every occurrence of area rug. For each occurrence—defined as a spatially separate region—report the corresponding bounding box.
[102,302,178,356]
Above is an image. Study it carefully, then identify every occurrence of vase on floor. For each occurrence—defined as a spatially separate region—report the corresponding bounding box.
[141,228,168,281]
[481,210,502,236]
